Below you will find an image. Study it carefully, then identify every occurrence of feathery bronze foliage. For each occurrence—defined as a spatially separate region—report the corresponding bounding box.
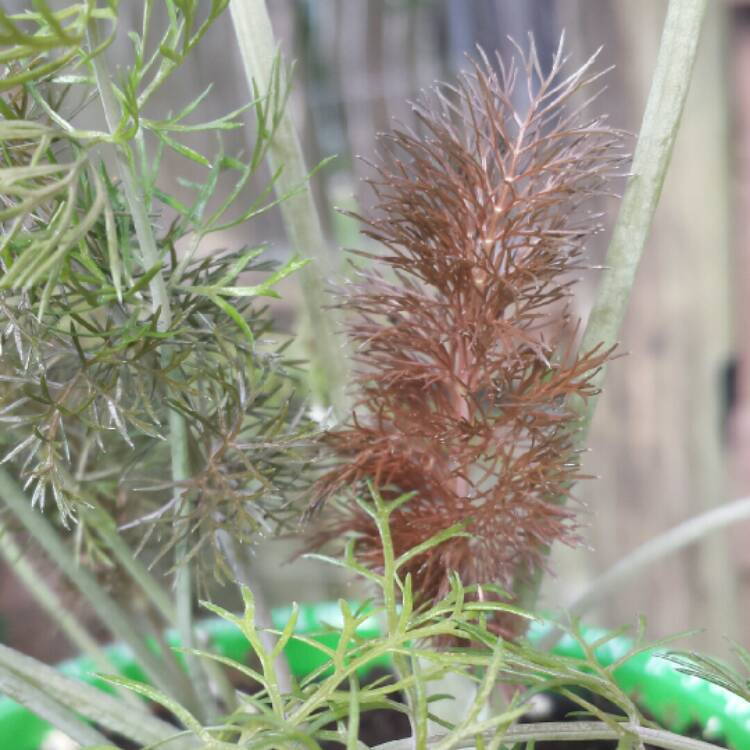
[311,39,625,636]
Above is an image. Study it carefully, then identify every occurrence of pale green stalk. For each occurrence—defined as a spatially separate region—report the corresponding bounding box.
[567,496,750,623]
[0,521,140,707]
[0,663,110,748]
[83,503,176,623]
[515,0,709,611]
[78,491,204,706]
[0,524,102,661]
[0,644,186,748]
[537,496,750,651]
[87,18,218,719]
[229,0,348,417]
[0,466,189,706]
[575,0,708,433]
[85,501,236,712]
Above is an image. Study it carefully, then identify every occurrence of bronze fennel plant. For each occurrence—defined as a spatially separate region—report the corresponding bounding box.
[311,41,625,638]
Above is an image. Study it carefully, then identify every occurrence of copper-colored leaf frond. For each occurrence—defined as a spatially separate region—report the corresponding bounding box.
[310,38,625,639]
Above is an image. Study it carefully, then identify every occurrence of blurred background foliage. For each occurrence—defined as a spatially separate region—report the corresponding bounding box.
[2,0,749,665]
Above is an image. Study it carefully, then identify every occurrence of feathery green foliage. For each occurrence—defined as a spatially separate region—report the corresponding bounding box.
[0,0,313,579]
[65,488,720,749]
[665,646,750,704]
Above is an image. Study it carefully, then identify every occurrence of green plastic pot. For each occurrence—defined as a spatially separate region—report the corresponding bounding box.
[527,621,750,748]
[1,605,748,749]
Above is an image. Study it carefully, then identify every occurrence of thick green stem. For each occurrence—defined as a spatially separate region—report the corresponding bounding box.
[229,0,348,417]
[514,0,709,611]
[87,500,236,711]
[82,501,209,704]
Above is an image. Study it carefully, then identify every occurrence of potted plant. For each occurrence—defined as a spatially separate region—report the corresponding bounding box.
[0,0,746,749]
